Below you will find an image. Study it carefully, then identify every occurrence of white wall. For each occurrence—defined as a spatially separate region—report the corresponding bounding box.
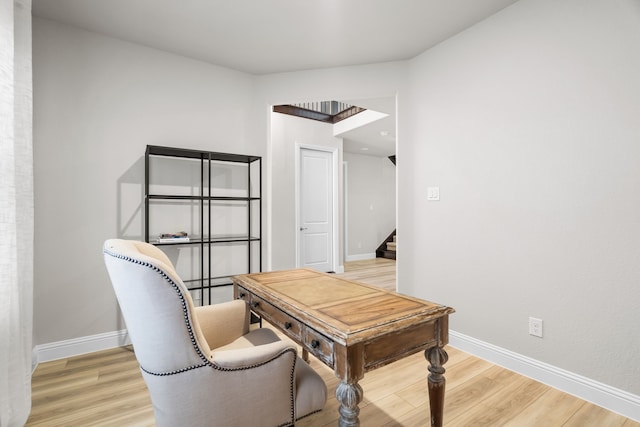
[344,152,396,259]
[401,0,640,397]
[32,18,257,346]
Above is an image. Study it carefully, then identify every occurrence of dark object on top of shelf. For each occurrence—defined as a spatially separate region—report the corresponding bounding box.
[160,231,188,238]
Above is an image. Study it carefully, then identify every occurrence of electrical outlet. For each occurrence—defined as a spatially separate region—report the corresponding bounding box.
[529,317,543,338]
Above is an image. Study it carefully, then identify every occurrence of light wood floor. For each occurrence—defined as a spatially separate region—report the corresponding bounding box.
[27,259,639,426]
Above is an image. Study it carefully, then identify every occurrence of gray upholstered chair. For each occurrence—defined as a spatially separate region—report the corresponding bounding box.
[103,239,326,427]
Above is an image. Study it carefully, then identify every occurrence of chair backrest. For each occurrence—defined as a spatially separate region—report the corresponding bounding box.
[103,239,210,374]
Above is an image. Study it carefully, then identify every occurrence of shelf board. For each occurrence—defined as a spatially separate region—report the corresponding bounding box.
[152,236,260,245]
[183,274,252,289]
[184,282,233,290]
[147,194,260,201]
[146,145,261,164]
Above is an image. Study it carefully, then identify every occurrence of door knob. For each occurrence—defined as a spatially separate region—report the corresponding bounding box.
[300,227,308,231]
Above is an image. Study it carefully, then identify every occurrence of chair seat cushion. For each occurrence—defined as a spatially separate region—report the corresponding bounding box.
[215,327,281,351]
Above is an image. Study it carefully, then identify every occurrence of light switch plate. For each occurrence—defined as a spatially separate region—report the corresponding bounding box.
[427,187,440,201]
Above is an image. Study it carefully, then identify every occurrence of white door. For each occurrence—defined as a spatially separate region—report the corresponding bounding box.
[298,147,334,272]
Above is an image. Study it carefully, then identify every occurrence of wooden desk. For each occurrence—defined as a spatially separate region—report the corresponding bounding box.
[232,268,455,427]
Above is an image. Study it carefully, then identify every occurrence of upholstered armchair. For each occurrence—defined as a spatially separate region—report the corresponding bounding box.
[103,239,326,427]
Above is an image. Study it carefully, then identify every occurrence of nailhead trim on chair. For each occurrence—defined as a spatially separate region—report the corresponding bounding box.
[104,247,298,425]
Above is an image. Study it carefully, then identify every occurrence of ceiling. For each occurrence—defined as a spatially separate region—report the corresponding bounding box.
[32,0,519,155]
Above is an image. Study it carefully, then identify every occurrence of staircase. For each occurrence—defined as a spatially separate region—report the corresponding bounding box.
[376,230,396,260]
[376,156,397,260]
[387,235,396,252]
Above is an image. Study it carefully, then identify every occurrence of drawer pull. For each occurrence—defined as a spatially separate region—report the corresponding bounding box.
[284,322,292,330]
[252,301,260,308]
[311,340,320,349]
[239,293,246,298]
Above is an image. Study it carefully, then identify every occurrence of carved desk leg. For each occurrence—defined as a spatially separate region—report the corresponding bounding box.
[336,381,363,427]
[333,342,365,427]
[425,345,449,427]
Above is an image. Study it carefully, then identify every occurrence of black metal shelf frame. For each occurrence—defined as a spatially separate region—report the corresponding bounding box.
[144,145,262,305]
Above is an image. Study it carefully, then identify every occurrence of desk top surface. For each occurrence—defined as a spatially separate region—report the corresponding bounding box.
[232,268,454,344]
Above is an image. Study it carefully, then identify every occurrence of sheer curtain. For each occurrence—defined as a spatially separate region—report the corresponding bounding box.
[0,0,33,425]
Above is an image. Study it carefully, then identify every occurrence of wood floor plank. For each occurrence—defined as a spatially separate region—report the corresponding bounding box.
[358,394,416,427]
[447,370,549,426]
[26,259,640,426]
[359,353,430,403]
[395,350,493,409]
[28,379,150,425]
[501,387,585,427]
[565,403,632,427]
[442,366,517,424]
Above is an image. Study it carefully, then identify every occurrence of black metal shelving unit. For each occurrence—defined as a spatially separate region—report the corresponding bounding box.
[144,145,262,306]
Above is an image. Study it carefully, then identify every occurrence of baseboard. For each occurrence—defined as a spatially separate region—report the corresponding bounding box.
[449,330,640,422]
[34,329,131,365]
[345,253,376,262]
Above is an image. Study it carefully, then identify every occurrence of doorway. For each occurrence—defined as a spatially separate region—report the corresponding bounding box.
[268,96,396,277]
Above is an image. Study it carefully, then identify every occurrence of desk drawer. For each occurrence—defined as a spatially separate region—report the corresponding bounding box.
[236,286,251,303]
[249,295,303,341]
[234,285,333,366]
[303,328,333,366]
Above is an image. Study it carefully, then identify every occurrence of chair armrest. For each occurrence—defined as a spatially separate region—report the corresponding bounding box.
[211,340,296,370]
[195,299,250,349]
[207,341,300,426]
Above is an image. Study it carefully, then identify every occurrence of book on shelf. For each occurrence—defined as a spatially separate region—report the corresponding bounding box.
[158,231,190,243]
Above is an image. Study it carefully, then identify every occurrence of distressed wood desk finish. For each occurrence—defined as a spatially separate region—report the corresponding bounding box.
[232,269,455,427]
